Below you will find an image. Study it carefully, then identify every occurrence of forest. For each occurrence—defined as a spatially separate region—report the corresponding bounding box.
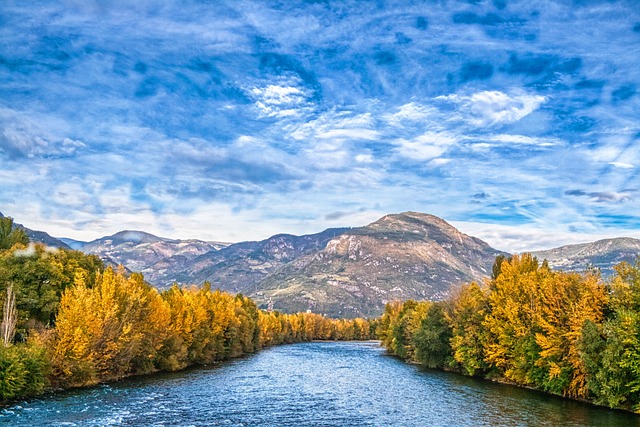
[378,253,640,413]
[0,217,375,402]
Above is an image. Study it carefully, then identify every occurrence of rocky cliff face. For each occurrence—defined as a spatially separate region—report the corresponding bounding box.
[531,237,640,276]
[253,212,506,317]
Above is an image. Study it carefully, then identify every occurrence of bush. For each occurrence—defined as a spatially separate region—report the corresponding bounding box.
[0,340,50,401]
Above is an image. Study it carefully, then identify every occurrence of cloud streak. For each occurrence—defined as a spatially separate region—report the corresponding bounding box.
[0,0,639,251]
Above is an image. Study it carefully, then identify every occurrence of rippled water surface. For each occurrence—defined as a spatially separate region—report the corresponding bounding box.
[2,341,639,426]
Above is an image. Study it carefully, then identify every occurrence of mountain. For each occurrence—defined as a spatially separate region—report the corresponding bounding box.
[171,228,351,292]
[80,230,230,285]
[252,212,506,317]
[58,238,87,251]
[531,237,640,276]
[0,211,72,249]
[10,209,638,318]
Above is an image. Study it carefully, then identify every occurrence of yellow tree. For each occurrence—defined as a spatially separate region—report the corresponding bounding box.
[483,254,548,385]
[448,281,489,376]
[534,271,606,397]
[51,268,170,386]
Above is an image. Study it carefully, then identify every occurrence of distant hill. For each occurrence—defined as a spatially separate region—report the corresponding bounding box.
[531,237,640,276]
[253,212,506,317]
[80,230,230,285]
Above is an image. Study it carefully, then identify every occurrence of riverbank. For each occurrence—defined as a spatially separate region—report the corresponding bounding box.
[0,267,375,404]
[3,341,637,427]
[377,254,640,415]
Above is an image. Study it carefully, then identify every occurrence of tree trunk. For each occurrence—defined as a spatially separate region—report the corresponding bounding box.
[1,283,17,347]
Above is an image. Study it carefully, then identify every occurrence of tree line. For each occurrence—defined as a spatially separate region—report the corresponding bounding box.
[0,217,375,402]
[378,253,640,413]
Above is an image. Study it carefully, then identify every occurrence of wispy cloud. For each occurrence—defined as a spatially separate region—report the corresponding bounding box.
[393,132,457,162]
[485,134,562,147]
[1,0,639,249]
[565,189,636,203]
[436,90,547,127]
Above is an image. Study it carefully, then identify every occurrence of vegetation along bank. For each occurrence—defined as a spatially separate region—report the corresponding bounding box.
[378,253,640,413]
[0,217,374,402]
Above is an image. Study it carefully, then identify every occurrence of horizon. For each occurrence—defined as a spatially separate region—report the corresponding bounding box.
[3,208,637,254]
[1,1,639,253]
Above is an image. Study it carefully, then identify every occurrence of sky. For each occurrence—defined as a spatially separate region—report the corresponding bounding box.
[1,0,639,252]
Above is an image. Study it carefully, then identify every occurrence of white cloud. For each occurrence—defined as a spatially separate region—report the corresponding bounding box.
[355,153,374,163]
[487,134,562,147]
[608,161,634,169]
[437,91,547,127]
[248,81,313,118]
[394,132,457,161]
[384,102,436,125]
[587,144,623,163]
[251,85,305,105]
[428,158,451,167]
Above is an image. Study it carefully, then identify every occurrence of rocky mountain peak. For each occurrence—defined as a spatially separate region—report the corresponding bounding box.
[256,213,506,317]
[364,212,472,243]
[371,211,451,229]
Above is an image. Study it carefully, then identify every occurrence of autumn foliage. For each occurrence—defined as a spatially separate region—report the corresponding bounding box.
[379,254,640,413]
[0,219,374,401]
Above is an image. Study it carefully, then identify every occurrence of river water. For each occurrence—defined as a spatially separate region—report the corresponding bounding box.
[1,341,639,426]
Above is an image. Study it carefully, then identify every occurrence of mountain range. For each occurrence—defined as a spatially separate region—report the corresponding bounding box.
[531,237,640,277]
[3,211,639,317]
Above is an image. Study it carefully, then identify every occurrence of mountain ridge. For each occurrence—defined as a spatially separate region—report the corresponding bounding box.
[4,210,639,317]
[531,237,640,276]
[252,212,506,316]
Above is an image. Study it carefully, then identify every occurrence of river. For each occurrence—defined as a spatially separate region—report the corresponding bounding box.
[1,341,638,426]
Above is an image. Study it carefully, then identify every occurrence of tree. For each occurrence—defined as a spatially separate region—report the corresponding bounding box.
[1,284,17,347]
[413,302,453,369]
[51,267,170,386]
[491,254,507,281]
[0,217,28,251]
[448,282,489,376]
[483,253,546,385]
[534,271,606,397]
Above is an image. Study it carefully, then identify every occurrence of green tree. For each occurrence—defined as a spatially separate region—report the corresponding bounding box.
[0,217,28,251]
[413,302,453,369]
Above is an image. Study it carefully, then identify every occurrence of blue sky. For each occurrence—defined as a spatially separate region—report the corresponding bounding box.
[1,0,639,252]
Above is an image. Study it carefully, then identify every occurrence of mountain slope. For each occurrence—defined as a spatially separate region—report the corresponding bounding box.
[172,228,351,292]
[531,237,640,276]
[253,212,506,317]
[80,230,230,285]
